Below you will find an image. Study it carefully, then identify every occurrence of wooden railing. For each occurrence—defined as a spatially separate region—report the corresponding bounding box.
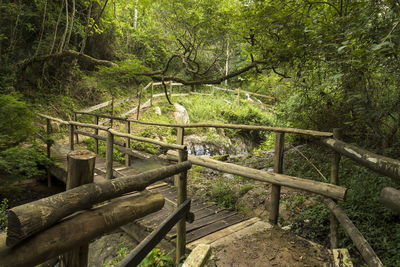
[0,153,192,267]
[65,111,400,266]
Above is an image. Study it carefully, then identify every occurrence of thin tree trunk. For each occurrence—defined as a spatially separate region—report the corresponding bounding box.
[80,1,92,53]
[64,0,75,50]
[134,0,138,29]
[50,0,64,54]
[35,0,48,56]
[225,39,229,86]
[58,0,69,53]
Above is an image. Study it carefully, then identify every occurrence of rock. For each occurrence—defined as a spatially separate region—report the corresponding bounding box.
[173,103,190,124]
[154,106,162,115]
[223,173,235,179]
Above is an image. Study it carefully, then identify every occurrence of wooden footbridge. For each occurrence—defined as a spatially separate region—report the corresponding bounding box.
[1,88,400,266]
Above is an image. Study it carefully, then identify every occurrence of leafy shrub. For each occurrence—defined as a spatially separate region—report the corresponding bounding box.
[0,94,34,150]
[0,198,8,230]
[138,245,174,267]
[0,143,52,180]
[210,181,237,210]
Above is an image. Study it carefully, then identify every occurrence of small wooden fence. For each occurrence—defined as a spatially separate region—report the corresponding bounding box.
[2,110,399,266]
[65,110,400,266]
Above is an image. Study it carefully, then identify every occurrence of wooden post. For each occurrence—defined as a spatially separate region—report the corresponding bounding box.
[175,128,185,186]
[106,131,114,180]
[61,150,96,267]
[69,124,74,151]
[137,85,143,120]
[111,96,114,127]
[269,132,284,224]
[94,115,99,154]
[125,121,131,167]
[74,112,79,144]
[150,81,154,107]
[175,127,187,265]
[330,128,342,249]
[46,118,52,188]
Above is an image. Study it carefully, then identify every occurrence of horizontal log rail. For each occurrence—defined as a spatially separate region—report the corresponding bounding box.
[118,199,192,267]
[322,138,400,183]
[380,187,400,214]
[1,193,165,267]
[70,112,333,137]
[38,114,185,150]
[6,161,192,247]
[108,129,186,151]
[165,151,347,201]
[322,198,384,267]
[75,130,125,147]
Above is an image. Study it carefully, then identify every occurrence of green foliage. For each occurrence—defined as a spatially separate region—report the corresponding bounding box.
[0,94,34,150]
[103,245,129,267]
[85,138,125,164]
[0,198,8,231]
[138,245,174,267]
[0,143,52,180]
[210,180,237,210]
[282,144,400,266]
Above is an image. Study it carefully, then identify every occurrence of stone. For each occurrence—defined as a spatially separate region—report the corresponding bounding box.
[173,103,190,124]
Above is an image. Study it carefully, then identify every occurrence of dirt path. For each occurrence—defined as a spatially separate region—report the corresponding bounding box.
[207,221,332,267]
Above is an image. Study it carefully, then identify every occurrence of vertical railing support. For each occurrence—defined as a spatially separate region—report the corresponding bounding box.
[176,127,187,265]
[137,86,143,120]
[74,112,79,144]
[106,131,114,180]
[125,121,131,167]
[330,128,342,248]
[69,124,75,151]
[61,150,96,267]
[94,115,99,154]
[150,81,154,107]
[46,118,52,187]
[110,96,115,127]
[269,132,285,224]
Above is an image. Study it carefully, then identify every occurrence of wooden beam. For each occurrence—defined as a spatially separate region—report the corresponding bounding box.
[105,131,114,180]
[269,132,284,224]
[1,193,164,267]
[330,129,342,249]
[322,198,383,267]
[322,138,400,183]
[6,161,192,247]
[166,151,347,201]
[61,150,96,267]
[380,187,400,214]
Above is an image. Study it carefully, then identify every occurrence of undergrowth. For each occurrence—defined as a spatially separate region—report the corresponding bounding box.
[281,144,400,266]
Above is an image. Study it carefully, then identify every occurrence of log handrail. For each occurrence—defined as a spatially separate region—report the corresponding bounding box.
[37,114,186,150]
[165,151,347,201]
[323,198,384,266]
[118,199,191,267]
[68,112,334,137]
[322,138,400,183]
[6,161,192,247]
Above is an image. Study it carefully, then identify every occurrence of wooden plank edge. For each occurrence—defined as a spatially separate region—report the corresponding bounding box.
[187,217,260,249]
[182,244,211,267]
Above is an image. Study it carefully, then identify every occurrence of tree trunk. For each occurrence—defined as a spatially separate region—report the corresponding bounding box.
[58,0,69,53]
[49,0,64,54]
[35,0,48,56]
[64,0,75,50]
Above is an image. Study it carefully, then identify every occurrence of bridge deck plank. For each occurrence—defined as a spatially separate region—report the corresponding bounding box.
[48,143,250,246]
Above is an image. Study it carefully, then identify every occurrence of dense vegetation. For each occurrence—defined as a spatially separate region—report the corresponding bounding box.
[1,0,400,265]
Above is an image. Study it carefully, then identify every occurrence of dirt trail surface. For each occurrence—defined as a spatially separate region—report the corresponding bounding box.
[207,221,332,267]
